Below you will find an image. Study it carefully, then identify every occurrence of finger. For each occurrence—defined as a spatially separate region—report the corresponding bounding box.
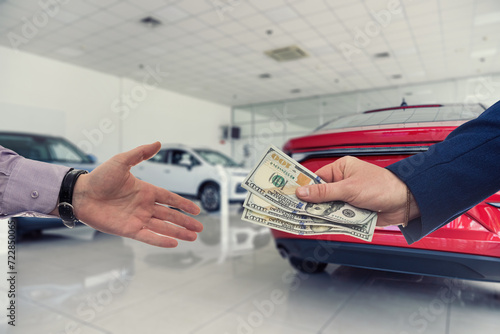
[133,228,179,248]
[115,142,162,167]
[144,218,199,242]
[295,180,353,203]
[155,187,201,216]
[154,204,203,232]
[314,164,337,182]
[315,156,354,183]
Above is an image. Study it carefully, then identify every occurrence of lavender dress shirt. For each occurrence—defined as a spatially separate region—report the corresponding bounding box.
[0,146,70,217]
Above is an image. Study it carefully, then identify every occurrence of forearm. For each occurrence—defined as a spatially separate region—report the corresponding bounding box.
[387,101,500,244]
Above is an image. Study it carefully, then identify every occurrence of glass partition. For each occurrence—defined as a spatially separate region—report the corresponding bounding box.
[231,74,500,168]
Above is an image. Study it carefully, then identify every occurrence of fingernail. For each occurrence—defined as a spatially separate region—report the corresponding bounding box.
[297,187,309,197]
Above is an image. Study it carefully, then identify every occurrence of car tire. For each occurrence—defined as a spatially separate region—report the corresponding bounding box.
[289,256,327,274]
[200,183,220,212]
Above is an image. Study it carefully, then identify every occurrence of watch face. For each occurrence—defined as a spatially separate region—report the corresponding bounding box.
[58,202,77,228]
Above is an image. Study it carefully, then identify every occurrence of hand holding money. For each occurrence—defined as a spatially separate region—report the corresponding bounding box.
[295,155,418,227]
[240,146,377,242]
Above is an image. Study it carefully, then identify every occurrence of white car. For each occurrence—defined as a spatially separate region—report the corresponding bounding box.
[131,144,248,211]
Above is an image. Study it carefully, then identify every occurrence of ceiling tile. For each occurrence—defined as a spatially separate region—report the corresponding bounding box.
[106,1,143,20]
[238,13,275,29]
[85,0,120,8]
[224,2,258,20]
[156,4,190,23]
[304,11,337,27]
[250,0,286,11]
[91,10,124,26]
[53,9,82,24]
[175,17,209,32]
[175,0,214,15]
[265,6,299,23]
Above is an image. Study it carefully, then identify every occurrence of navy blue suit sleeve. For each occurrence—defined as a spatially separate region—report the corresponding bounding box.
[386,100,500,244]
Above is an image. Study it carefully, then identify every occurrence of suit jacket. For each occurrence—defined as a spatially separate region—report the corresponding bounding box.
[386,100,500,244]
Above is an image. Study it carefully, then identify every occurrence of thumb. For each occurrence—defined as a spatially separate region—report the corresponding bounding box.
[116,142,161,167]
[296,181,352,203]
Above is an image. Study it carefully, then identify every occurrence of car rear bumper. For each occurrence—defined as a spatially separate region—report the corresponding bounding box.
[275,238,500,282]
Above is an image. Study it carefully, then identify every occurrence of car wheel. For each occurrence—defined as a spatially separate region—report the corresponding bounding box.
[289,256,327,274]
[200,183,220,212]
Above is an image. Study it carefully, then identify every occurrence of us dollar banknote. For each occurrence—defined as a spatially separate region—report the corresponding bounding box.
[241,208,375,242]
[241,145,377,226]
[243,192,375,236]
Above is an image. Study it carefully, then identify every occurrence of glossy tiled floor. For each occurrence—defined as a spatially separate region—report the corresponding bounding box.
[2,207,500,334]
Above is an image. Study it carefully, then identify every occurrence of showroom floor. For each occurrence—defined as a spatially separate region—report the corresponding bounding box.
[3,206,500,334]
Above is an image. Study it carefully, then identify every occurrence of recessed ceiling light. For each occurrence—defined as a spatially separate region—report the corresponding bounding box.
[391,74,402,79]
[259,73,271,79]
[140,16,162,28]
[290,88,301,94]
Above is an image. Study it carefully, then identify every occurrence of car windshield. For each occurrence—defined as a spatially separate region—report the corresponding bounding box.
[0,134,92,164]
[194,149,240,167]
[316,104,485,132]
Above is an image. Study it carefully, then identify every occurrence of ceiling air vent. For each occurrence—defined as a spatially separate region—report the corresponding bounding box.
[374,52,390,59]
[265,45,309,62]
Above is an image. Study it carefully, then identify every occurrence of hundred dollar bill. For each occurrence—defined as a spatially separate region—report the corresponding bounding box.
[243,192,376,236]
[241,145,377,225]
[241,208,374,242]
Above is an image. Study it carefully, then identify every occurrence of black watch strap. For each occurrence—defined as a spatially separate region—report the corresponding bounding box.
[58,169,88,228]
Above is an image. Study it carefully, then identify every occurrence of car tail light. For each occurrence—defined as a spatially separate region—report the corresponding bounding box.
[466,202,500,236]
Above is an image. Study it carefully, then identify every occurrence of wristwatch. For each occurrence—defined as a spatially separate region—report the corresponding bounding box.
[58,168,88,228]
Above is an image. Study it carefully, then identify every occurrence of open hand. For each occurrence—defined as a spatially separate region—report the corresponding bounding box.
[70,142,203,247]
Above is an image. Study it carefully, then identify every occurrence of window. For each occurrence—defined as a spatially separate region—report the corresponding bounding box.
[194,149,239,167]
[48,141,84,163]
[0,134,90,163]
[150,149,168,163]
[170,150,200,166]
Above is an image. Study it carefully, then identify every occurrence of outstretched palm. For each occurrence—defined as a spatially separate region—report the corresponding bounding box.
[73,142,203,247]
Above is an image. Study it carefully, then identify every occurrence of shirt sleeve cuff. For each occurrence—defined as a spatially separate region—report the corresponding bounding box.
[3,157,70,216]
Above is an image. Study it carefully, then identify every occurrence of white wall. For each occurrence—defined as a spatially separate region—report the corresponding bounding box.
[0,45,231,161]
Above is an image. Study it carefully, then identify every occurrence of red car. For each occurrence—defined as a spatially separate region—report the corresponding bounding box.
[274,103,500,282]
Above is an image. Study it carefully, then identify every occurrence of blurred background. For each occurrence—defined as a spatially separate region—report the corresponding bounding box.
[0,0,499,333]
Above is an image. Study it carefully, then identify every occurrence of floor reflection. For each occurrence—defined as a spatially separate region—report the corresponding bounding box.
[5,204,499,334]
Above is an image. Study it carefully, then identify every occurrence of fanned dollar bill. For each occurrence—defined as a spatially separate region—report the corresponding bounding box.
[243,192,375,236]
[239,145,377,242]
[242,145,377,225]
[242,208,375,242]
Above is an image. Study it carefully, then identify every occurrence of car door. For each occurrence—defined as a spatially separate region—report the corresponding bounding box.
[165,149,203,196]
[132,149,171,189]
